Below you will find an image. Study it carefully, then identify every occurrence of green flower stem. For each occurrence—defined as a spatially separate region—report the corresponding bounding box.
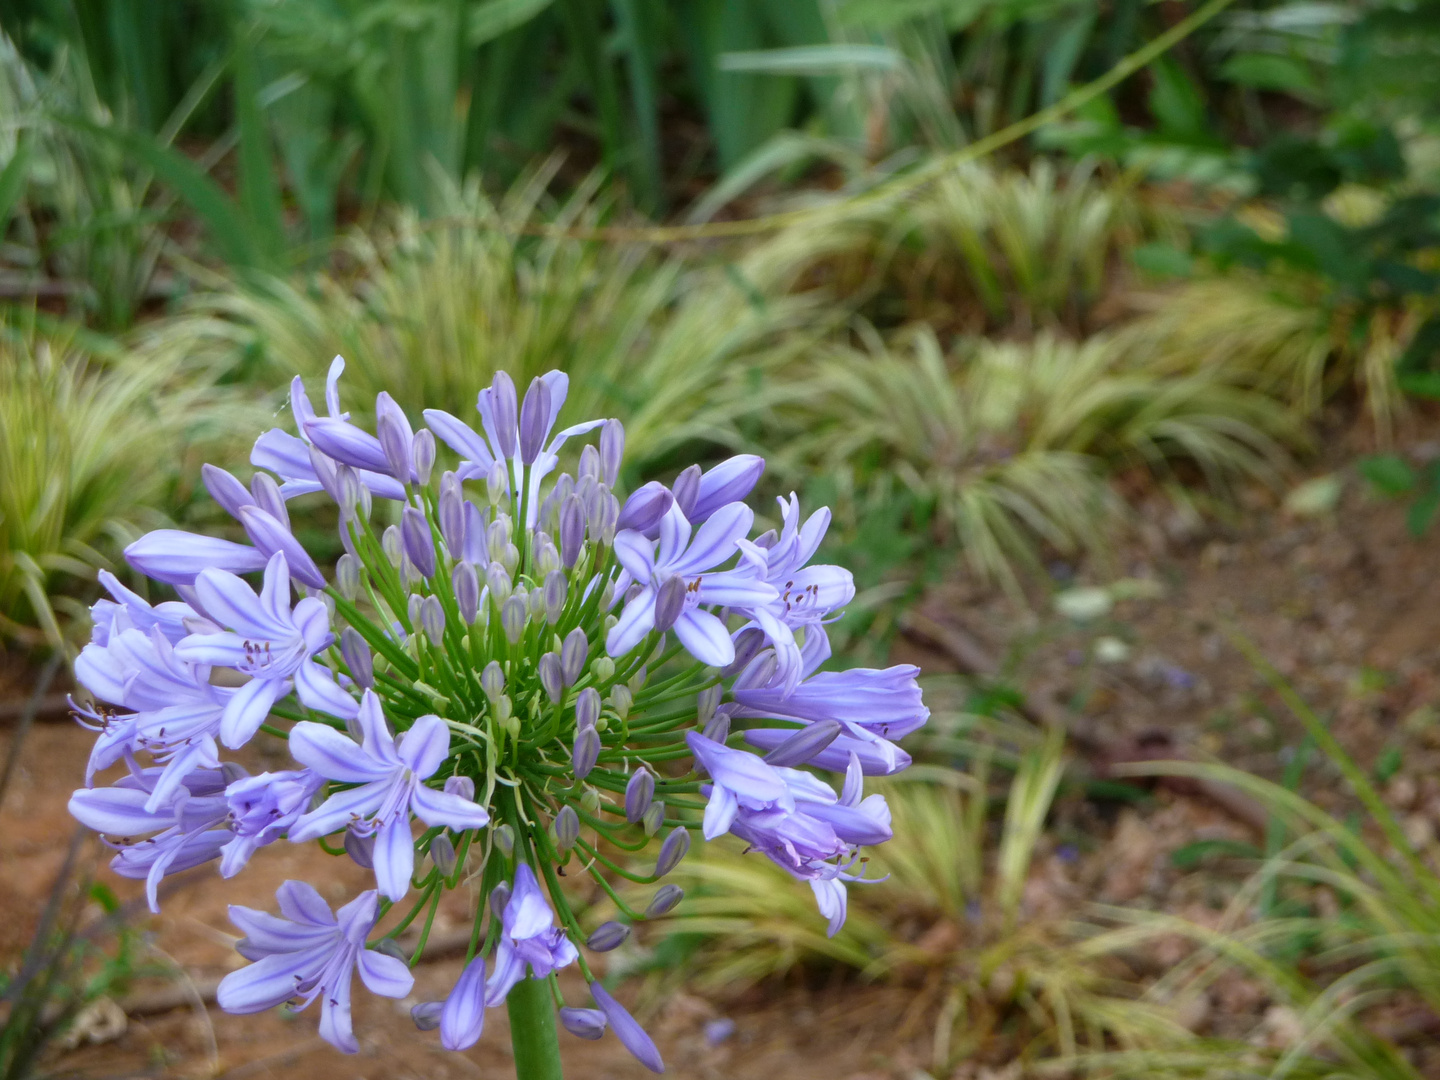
[574,837,663,883]
[506,951,565,1080]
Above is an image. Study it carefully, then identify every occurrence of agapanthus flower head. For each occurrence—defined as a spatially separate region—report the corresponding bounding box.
[68,360,926,1068]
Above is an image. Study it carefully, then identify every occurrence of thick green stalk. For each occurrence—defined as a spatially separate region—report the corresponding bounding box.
[506,975,564,1080]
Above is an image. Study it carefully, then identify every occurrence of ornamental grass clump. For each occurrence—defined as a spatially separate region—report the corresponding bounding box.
[65,360,927,1076]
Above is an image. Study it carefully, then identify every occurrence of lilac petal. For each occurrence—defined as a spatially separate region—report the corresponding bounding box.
[335,889,382,944]
[170,632,251,669]
[218,676,285,749]
[802,800,893,846]
[686,733,790,808]
[656,502,690,566]
[841,752,864,806]
[374,815,415,901]
[672,501,753,575]
[612,530,657,583]
[439,955,487,1051]
[692,455,765,521]
[701,783,738,840]
[68,786,163,836]
[672,609,735,667]
[74,644,128,704]
[295,660,359,720]
[228,906,336,953]
[693,572,777,609]
[217,949,323,1014]
[192,562,291,640]
[305,417,390,474]
[277,879,337,926]
[251,429,322,497]
[239,508,326,590]
[503,864,554,939]
[125,530,268,585]
[358,948,414,999]
[742,729,911,776]
[811,877,848,937]
[482,940,526,1007]
[605,588,656,658]
[203,464,256,522]
[396,714,449,778]
[289,721,393,783]
[410,785,491,831]
[423,409,497,473]
[590,983,664,1073]
[289,783,389,842]
[616,482,672,533]
[317,971,358,1054]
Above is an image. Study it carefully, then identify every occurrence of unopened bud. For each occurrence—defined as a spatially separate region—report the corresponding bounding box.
[336,553,361,601]
[696,683,722,724]
[572,725,600,780]
[250,471,289,528]
[702,706,733,744]
[382,524,403,567]
[655,827,690,877]
[580,786,600,815]
[723,628,766,677]
[578,444,601,482]
[402,506,436,578]
[626,666,646,695]
[671,465,701,518]
[535,533,560,577]
[761,720,842,769]
[486,561,512,606]
[591,656,615,683]
[559,495,585,569]
[560,627,587,684]
[407,592,423,630]
[429,833,457,877]
[500,541,520,576]
[559,1006,607,1040]
[617,481,671,533]
[645,884,684,918]
[489,879,511,917]
[445,775,475,802]
[552,805,579,852]
[453,560,479,624]
[518,376,552,465]
[489,371,518,459]
[412,429,436,486]
[493,694,513,724]
[336,464,362,519]
[624,768,654,824]
[411,1001,443,1031]
[642,799,664,836]
[608,684,632,720]
[438,472,466,554]
[375,938,408,962]
[481,661,505,700]
[493,824,515,859]
[345,828,375,869]
[544,570,567,624]
[585,921,630,952]
[538,652,564,703]
[501,595,527,643]
[419,594,446,647]
[487,514,511,552]
[340,627,373,689]
[652,575,686,633]
[599,419,624,487]
[574,687,600,730]
[486,459,508,505]
[376,392,414,481]
[501,714,521,741]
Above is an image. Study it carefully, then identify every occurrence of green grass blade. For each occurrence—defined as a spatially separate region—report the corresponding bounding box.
[0,129,33,230]
[235,36,287,263]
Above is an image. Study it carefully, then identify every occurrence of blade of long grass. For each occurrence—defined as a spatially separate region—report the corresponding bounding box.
[235,36,286,263]
[0,128,32,229]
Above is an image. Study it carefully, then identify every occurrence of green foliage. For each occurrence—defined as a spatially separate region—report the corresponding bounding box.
[1357,453,1440,537]
[0,310,254,648]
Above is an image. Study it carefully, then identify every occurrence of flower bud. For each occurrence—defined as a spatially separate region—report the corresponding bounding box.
[430,833,457,877]
[438,473,466,554]
[696,683,722,725]
[552,805,579,852]
[493,694,513,724]
[599,419,624,487]
[559,495,586,568]
[580,786,600,815]
[538,652,564,703]
[501,714,521,741]
[481,661,505,700]
[501,595,526,643]
[490,371,519,459]
[652,575,687,634]
[486,459,508,505]
[722,627,765,677]
[489,879,511,917]
[336,553,361,601]
[250,471,289,528]
[702,706,732,743]
[655,827,690,877]
[335,463,361,519]
[627,666,647,695]
[600,581,616,610]
[519,376,551,465]
[202,463,254,522]
[624,769,654,824]
[645,884,683,918]
[453,560,479,624]
[572,725,600,780]
[382,524,403,567]
[406,591,424,629]
[642,799,664,836]
[671,464,701,519]
[420,594,446,647]
[560,627,587,685]
[578,443,601,482]
[535,533,560,577]
[340,627,373,689]
[574,686,600,730]
[761,720,842,769]
[488,513,512,551]
[559,1007,607,1040]
[597,492,619,545]
[486,561,512,606]
[585,921,630,952]
[500,541,520,576]
[376,392,415,481]
[375,938,408,962]
[402,506,436,578]
[412,429,436,487]
[493,824,515,859]
[609,684,632,720]
[345,828,375,869]
[616,481,672,533]
[544,570,567,624]
[462,501,489,563]
[445,775,476,802]
[411,1001,443,1031]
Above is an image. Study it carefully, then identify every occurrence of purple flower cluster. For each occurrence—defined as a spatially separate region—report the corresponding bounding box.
[67,360,927,1068]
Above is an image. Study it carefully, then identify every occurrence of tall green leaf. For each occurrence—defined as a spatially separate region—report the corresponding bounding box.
[235,37,287,263]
